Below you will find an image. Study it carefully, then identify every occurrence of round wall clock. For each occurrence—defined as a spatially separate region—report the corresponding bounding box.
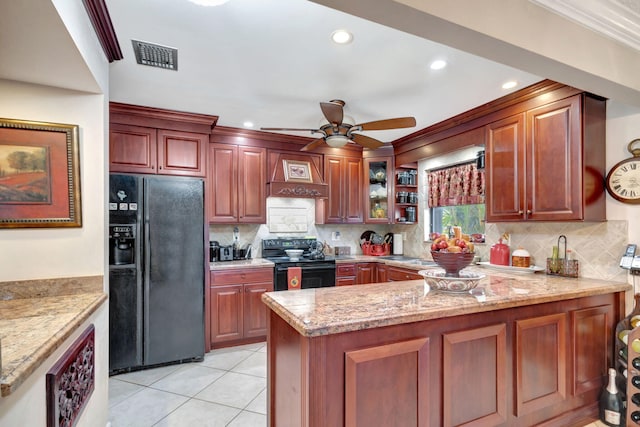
[605,139,640,204]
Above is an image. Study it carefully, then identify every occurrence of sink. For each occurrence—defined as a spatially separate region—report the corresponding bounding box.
[379,255,416,261]
[405,259,438,266]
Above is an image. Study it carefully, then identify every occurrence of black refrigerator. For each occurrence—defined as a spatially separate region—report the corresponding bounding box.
[108,174,205,374]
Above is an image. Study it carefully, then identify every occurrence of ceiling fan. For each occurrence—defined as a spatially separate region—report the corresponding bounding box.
[261,100,416,151]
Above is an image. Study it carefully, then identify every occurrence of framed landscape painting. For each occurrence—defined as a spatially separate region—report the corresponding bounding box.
[0,119,82,228]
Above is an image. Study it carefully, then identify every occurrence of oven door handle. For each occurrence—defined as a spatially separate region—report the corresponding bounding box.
[275,264,335,272]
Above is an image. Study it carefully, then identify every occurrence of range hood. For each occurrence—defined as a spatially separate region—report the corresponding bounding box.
[266,151,328,198]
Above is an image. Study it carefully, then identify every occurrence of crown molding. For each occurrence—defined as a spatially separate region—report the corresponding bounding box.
[530,0,640,52]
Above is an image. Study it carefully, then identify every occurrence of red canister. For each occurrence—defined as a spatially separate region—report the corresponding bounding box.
[490,238,510,266]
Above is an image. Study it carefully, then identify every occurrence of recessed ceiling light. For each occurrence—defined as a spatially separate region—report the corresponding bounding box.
[331,30,353,45]
[187,0,230,6]
[430,60,447,70]
[502,80,518,89]
[243,121,254,128]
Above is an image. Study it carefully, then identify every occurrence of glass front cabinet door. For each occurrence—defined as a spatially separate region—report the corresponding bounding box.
[364,156,393,224]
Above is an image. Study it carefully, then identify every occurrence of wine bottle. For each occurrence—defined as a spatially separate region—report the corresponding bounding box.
[631,411,640,424]
[633,376,640,389]
[600,368,625,426]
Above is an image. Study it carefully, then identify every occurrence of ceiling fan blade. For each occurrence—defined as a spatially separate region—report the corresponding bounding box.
[261,127,319,132]
[356,117,416,131]
[300,137,326,152]
[320,101,344,126]
[351,133,385,150]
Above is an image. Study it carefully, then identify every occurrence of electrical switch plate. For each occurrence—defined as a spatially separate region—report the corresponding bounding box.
[332,231,341,241]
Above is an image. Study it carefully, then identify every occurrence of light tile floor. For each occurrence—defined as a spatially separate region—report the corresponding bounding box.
[108,342,267,427]
[109,341,608,426]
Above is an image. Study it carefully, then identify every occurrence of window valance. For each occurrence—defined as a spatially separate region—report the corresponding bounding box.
[427,162,485,208]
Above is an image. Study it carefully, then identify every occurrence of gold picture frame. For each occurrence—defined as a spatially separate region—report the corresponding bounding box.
[283,160,312,183]
[0,118,82,228]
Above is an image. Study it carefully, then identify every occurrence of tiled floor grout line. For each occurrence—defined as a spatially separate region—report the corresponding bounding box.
[109,342,268,426]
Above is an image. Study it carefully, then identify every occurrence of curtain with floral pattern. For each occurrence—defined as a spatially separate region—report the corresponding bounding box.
[427,162,485,207]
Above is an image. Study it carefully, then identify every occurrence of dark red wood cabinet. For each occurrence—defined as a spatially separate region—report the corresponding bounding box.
[485,93,606,222]
[109,103,216,177]
[319,155,364,224]
[209,268,273,348]
[268,292,620,426]
[208,143,266,224]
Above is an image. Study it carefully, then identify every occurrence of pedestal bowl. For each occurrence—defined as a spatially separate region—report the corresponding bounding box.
[419,269,485,293]
[430,251,475,277]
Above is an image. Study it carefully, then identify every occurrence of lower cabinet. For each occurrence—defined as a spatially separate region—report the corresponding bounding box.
[210,268,273,347]
[337,263,357,286]
[337,262,379,285]
[386,265,423,281]
[268,293,619,426]
[356,263,376,284]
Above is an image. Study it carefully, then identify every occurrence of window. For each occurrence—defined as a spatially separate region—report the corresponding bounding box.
[430,204,485,236]
[426,160,485,238]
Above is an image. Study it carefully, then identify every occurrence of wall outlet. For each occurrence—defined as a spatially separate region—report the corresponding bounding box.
[332,231,341,241]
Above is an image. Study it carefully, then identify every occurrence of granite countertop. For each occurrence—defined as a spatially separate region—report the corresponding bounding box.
[262,268,631,337]
[0,276,106,397]
[209,255,432,271]
[210,258,275,270]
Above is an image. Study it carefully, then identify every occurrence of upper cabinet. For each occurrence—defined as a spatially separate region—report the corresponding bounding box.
[485,93,606,222]
[109,103,217,177]
[318,155,363,224]
[364,156,393,224]
[208,143,266,224]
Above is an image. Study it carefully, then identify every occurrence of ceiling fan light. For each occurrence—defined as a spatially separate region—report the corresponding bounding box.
[325,135,350,148]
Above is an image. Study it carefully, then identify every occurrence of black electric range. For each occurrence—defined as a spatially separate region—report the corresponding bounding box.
[262,238,336,291]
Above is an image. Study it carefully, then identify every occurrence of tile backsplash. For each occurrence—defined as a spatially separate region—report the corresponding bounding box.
[209,198,630,283]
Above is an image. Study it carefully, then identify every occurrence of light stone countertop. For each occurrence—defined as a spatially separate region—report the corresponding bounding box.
[262,268,631,337]
[0,276,106,397]
[210,258,275,270]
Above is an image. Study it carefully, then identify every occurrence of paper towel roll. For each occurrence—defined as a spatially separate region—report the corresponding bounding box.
[393,233,403,255]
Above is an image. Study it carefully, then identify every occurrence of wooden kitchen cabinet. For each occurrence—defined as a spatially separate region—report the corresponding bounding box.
[485,93,606,222]
[208,143,266,223]
[109,103,216,177]
[337,262,378,285]
[320,155,363,224]
[364,156,393,224]
[336,263,357,286]
[386,265,423,281]
[267,291,620,426]
[356,263,377,284]
[209,268,273,347]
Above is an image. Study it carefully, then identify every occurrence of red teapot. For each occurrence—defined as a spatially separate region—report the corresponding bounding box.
[490,238,510,266]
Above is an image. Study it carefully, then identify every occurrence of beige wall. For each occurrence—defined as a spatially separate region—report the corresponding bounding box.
[0,80,107,282]
[0,0,109,425]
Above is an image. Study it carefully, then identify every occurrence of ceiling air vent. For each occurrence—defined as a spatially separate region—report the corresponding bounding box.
[131,40,178,70]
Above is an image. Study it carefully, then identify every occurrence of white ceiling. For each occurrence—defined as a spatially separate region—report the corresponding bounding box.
[105,0,542,144]
[3,1,639,148]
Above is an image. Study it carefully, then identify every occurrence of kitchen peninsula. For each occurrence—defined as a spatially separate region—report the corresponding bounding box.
[262,271,630,426]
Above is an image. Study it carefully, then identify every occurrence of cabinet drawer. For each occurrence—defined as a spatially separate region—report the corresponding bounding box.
[211,268,273,285]
[387,266,422,281]
[337,263,356,277]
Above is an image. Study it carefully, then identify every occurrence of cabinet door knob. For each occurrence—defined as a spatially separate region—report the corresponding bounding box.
[527,209,532,214]
[518,210,524,215]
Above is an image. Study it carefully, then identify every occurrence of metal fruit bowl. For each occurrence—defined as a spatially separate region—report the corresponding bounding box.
[419,269,485,293]
[430,251,475,277]
[285,249,304,260]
